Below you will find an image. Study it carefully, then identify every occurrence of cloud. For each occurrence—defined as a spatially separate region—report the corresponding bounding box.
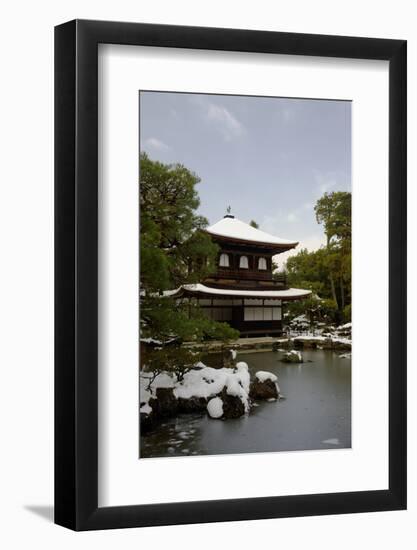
[261,213,285,236]
[313,169,338,194]
[260,213,326,271]
[259,169,349,272]
[206,104,245,141]
[190,96,245,141]
[286,212,298,223]
[143,137,171,151]
[273,234,326,271]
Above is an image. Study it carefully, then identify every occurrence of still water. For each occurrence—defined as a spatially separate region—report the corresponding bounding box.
[140,349,351,458]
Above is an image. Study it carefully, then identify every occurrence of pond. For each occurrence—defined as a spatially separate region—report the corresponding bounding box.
[140,349,351,458]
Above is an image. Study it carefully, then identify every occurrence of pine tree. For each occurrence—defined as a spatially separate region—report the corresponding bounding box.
[140,153,238,376]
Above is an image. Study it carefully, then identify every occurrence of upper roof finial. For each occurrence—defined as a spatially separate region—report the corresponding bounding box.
[224,205,234,219]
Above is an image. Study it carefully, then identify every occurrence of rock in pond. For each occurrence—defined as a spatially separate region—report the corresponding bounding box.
[177,396,208,413]
[250,371,279,400]
[207,387,246,420]
[207,396,223,419]
[222,391,246,419]
[282,350,303,363]
[149,387,178,417]
[140,410,156,434]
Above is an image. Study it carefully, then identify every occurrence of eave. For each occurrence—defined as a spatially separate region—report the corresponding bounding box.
[164,283,311,301]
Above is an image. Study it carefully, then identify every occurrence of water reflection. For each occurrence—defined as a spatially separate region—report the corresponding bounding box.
[140,350,351,458]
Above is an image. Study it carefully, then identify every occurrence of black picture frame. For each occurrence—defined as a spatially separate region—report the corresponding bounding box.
[55,19,407,531]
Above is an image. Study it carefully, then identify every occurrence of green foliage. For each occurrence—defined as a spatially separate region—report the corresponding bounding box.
[286,191,351,325]
[140,154,239,377]
[284,295,338,326]
[140,153,219,292]
[143,346,201,383]
[343,304,352,322]
[315,191,351,246]
[141,294,238,344]
[249,219,259,228]
[286,248,330,295]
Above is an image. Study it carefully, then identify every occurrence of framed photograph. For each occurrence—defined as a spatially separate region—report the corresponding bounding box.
[55,20,406,530]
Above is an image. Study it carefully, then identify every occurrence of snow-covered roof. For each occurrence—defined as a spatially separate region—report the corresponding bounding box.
[205,216,298,248]
[164,283,311,300]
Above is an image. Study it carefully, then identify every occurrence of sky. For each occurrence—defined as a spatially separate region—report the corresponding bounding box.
[140,91,351,268]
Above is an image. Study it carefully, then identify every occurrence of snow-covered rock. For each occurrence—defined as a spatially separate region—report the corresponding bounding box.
[291,335,351,350]
[140,360,280,430]
[335,322,352,338]
[250,371,280,400]
[219,388,246,419]
[207,397,224,419]
[177,396,208,413]
[255,371,278,383]
[207,389,247,420]
[173,364,250,413]
[150,387,178,417]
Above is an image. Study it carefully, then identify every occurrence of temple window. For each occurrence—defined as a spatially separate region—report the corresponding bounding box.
[258,257,267,270]
[244,307,281,321]
[239,255,249,269]
[219,253,230,267]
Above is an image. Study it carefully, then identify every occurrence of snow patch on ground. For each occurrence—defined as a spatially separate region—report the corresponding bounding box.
[293,335,351,345]
[140,337,162,345]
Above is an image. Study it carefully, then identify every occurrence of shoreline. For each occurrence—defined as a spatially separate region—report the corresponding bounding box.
[184,334,352,353]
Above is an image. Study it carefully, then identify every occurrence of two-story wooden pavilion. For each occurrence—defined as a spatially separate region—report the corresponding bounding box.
[166,215,311,336]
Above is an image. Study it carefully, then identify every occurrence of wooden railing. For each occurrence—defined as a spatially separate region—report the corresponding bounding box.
[274,273,287,284]
[215,268,287,284]
[216,268,272,281]
[206,272,287,290]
